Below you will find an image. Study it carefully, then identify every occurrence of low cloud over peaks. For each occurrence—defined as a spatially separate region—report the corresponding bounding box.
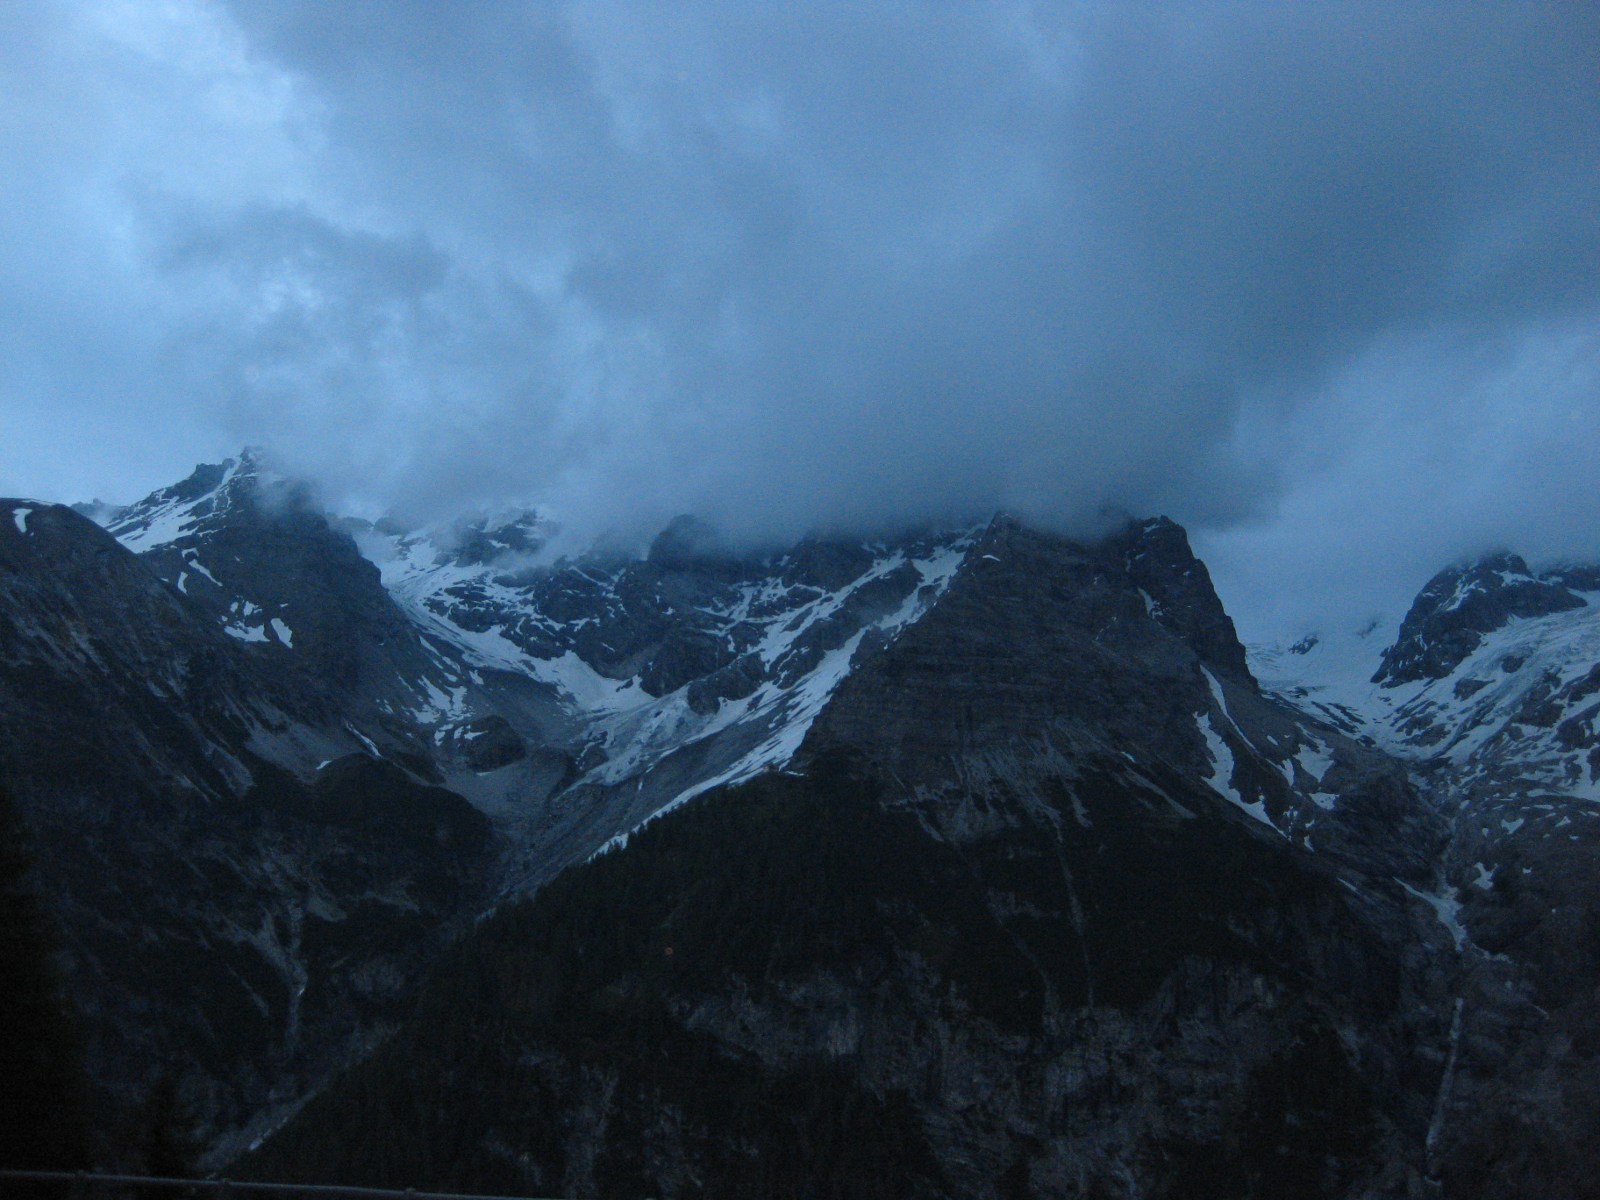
[2,2,1597,636]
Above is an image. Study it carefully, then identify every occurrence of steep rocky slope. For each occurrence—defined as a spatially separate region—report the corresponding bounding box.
[338,503,981,884]
[1254,554,1600,1197]
[2,499,284,805]
[0,496,495,1157]
[102,454,986,879]
[0,460,1011,1158]
[7,452,1596,1195]
[250,516,1463,1199]
[99,451,533,773]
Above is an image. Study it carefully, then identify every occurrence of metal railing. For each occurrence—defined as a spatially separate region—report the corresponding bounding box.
[0,1170,578,1200]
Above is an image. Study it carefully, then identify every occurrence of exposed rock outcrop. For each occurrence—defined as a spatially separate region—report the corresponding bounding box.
[1375,553,1585,686]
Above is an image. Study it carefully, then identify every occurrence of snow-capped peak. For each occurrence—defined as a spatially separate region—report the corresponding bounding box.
[1374,552,1586,687]
[104,449,273,552]
[1253,551,1600,803]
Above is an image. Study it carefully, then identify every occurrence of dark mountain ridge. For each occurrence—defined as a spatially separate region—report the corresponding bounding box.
[0,492,494,1155]
[2,459,1597,1195]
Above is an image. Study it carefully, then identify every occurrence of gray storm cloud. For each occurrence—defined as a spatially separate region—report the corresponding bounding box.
[1,1,1596,638]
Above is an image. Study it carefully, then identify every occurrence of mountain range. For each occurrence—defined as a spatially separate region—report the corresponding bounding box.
[3,451,1597,1198]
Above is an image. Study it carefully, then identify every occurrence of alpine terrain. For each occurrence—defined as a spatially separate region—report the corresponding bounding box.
[2,452,1596,1198]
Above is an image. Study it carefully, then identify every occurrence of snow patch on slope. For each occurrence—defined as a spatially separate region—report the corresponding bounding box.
[183,551,221,587]
[111,457,245,551]
[592,627,876,859]
[1396,878,1467,950]
[587,539,976,852]
[1196,664,1294,836]
[1198,710,1276,831]
[601,540,972,789]
[1257,596,1600,807]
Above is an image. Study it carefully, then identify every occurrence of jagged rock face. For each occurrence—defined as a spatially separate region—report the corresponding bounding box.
[1253,552,1600,1199]
[0,500,270,804]
[1374,553,1586,686]
[363,513,981,887]
[373,514,946,700]
[97,455,582,793]
[803,516,1440,880]
[0,496,495,1157]
[250,516,1465,1199]
[1103,515,1255,686]
[805,516,1242,786]
[446,512,549,566]
[105,455,452,735]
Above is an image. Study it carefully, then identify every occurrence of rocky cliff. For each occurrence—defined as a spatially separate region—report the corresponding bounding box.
[248,514,1463,1199]
[5,456,1597,1196]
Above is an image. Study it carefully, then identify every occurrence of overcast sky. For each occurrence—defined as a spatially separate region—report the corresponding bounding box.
[2,1,1596,640]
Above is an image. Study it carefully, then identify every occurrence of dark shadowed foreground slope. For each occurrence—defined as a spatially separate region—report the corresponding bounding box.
[252,754,1430,1199]
[0,499,496,1156]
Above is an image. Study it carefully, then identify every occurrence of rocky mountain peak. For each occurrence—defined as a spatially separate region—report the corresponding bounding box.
[1374,551,1586,686]
[803,516,1284,806]
[1103,514,1255,687]
[95,451,438,722]
[101,448,297,550]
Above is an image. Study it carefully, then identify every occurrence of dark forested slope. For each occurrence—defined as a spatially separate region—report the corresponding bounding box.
[253,752,1433,1200]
